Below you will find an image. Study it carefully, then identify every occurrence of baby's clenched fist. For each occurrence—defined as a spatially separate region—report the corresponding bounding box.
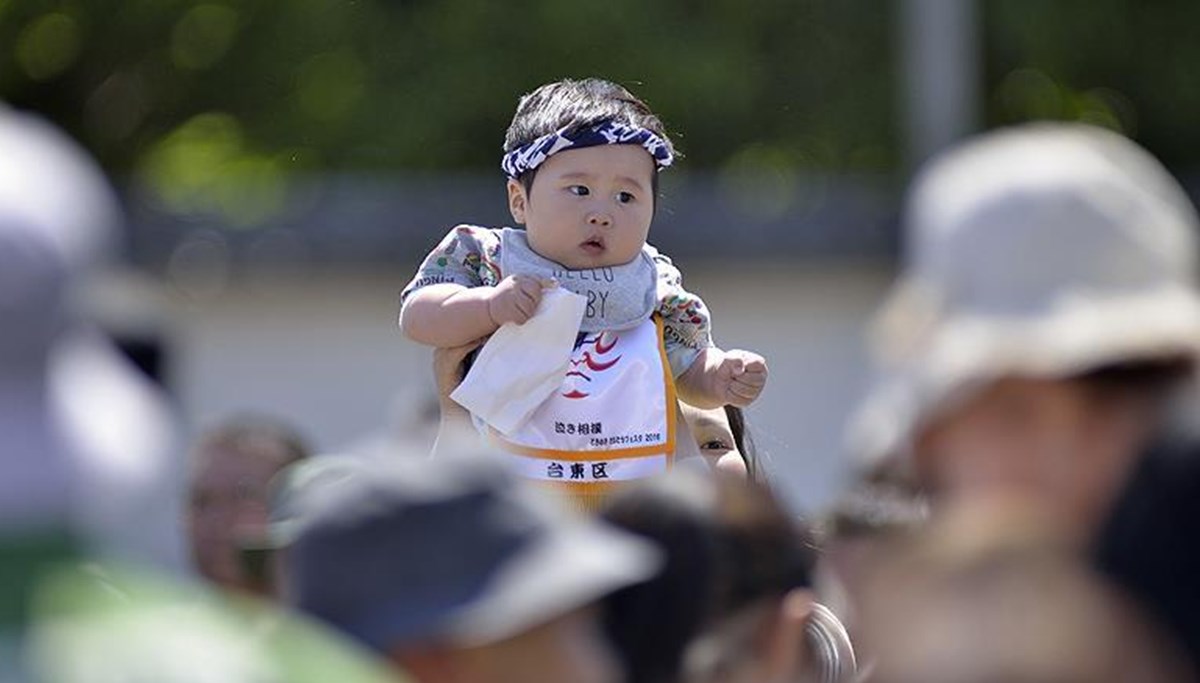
[486,274,555,327]
[715,350,768,407]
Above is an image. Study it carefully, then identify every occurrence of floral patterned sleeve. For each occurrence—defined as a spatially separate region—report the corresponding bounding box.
[400,225,504,306]
[650,246,714,378]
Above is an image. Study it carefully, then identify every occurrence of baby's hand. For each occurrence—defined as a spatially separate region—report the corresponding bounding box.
[486,274,555,327]
[715,350,768,407]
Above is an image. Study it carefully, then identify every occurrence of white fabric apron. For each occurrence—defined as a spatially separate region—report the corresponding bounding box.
[485,316,677,505]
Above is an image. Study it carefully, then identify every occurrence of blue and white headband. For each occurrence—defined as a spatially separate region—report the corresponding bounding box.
[501,120,674,179]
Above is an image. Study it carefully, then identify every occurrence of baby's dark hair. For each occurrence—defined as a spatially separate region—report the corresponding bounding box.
[503,78,677,196]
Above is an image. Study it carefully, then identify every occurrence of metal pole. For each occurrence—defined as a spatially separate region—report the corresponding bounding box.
[899,0,981,167]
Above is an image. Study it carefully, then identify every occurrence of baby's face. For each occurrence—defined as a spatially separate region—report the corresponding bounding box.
[509,144,655,270]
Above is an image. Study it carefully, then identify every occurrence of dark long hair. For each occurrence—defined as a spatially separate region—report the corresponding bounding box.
[724,405,763,483]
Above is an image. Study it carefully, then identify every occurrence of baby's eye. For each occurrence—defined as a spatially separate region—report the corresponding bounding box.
[568,185,590,196]
[616,191,636,204]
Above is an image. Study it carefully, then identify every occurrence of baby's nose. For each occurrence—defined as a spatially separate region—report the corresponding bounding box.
[587,211,612,227]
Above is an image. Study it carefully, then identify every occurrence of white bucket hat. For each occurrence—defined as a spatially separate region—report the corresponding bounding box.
[850,123,1200,468]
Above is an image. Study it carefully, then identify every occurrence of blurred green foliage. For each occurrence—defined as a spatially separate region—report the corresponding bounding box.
[0,0,897,182]
[9,0,1200,228]
[982,0,1200,168]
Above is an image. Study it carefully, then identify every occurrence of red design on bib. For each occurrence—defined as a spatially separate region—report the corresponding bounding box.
[562,333,622,399]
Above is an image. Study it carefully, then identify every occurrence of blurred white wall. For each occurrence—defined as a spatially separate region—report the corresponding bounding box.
[104,262,894,513]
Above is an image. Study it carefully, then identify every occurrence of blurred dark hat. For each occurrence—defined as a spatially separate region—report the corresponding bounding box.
[289,450,660,652]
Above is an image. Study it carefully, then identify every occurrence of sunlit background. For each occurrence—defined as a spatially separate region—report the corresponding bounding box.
[5,0,1200,509]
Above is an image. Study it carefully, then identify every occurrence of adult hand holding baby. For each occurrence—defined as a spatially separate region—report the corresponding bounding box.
[434,337,486,413]
[486,274,558,327]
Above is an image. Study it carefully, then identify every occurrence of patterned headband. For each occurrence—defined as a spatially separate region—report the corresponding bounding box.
[501,120,674,179]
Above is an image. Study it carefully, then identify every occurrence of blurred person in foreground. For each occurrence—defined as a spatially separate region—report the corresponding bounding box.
[287,448,661,683]
[813,476,928,653]
[0,104,183,678]
[849,123,1200,666]
[0,106,395,683]
[601,470,855,683]
[26,562,405,683]
[29,443,403,683]
[856,499,1192,683]
[185,416,310,596]
[0,105,181,569]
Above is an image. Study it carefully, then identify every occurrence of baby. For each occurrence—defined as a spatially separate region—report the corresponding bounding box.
[400,78,767,504]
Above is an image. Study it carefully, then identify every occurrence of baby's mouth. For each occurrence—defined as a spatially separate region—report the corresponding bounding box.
[581,237,606,254]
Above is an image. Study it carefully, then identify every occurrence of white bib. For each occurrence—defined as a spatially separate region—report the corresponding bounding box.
[486,316,676,498]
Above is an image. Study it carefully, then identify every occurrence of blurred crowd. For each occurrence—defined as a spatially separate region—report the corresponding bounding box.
[4,100,1200,683]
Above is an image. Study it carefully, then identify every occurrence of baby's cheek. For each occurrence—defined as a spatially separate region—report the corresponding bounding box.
[715,451,749,479]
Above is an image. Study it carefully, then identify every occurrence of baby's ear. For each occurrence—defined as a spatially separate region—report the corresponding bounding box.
[506,179,528,224]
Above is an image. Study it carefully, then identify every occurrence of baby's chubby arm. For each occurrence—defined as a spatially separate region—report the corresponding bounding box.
[399,274,556,347]
[675,347,768,409]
